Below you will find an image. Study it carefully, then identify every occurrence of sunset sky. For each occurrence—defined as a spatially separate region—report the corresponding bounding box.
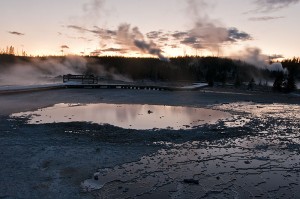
[1,0,300,60]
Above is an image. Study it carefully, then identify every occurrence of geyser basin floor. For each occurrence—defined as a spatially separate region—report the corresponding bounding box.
[81,102,300,198]
[1,89,300,199]
[11,103,230,130]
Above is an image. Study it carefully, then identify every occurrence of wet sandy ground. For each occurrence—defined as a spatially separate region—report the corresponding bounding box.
[0,88,300,198]
[1,88,299,116]
[82,103,300,198]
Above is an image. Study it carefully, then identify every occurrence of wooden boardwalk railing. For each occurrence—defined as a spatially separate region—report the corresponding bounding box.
[63,74,98,84]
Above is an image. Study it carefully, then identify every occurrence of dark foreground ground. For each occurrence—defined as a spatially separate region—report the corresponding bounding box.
[0,88,299,198]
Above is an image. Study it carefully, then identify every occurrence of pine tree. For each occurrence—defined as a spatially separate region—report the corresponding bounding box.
[234,74,241,88]
[284,74,296,93]
[273,72,284,92]
[9,46,15,55]
[205,68,215,87]
[247,78,255,90]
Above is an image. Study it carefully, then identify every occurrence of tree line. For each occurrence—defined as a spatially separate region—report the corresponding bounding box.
[272,58,299,92]
[0,46,27,56]
[0,54,299,92]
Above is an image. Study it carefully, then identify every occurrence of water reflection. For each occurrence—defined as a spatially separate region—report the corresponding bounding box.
[11,103,231,130]
[80,102,300,198]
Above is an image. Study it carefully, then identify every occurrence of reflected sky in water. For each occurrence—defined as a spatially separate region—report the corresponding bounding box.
[12,103,231,130]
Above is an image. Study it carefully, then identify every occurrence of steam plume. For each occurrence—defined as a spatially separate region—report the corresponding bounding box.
[185,0,251,53]
[82,0,106,24]
[116,23,169,61]
[232,47,287,72]
[0,56,131,86]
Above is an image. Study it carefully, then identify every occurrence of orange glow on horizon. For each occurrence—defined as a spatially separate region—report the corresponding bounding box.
[6,42,221,58]
[4,44,298,60]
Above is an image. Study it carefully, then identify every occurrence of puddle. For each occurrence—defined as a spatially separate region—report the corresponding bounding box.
[11,103,231,130]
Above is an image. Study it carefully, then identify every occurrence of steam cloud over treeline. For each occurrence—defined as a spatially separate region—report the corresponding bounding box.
[1,54,299,87]
[2,0,298,88]
[0,55,131,85]
[66,0,252,60]
[116,24,169,62]
[183,0,252,53]
[231,47,288,73]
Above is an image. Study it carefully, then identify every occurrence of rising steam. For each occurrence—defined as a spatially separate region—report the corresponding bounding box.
[82,0,106,25]
[184,0,251,54]
[232,47,288,73]
[71,0,169,61]
[0,56,131,86]
[116,23,169,61]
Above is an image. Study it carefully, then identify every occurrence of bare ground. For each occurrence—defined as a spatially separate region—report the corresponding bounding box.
[0,88,299,198]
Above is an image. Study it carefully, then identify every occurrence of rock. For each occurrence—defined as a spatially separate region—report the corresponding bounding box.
[183,179,199,185]
[123,188,129,192]
[244,160,251,164]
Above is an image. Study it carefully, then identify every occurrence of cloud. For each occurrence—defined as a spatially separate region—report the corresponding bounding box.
[228,28,252,42]
[146,31,164,39]
[78,36,92,42]
[67,25,116,39]
[177,25,251,51]
[67,25,87,32]
[61,45,69,49]
[64,0,251,57]
[186,21,229,51]
[134,40,164,57]
[116,23,169,61]
[269,54,284,60]
[90,49,102,56]
[67,24,170,59]
[158,37,169,42]
[89,26,116,39]
[101,47,127,52]
[183,0,251,52]
[8,31,25,36]
[91,47,128,55]
[145,31,171,45]
[248,16,285,21]
[66,24,116,49]
[181,36,203,49]
[252,0,300,12]
[171,31,188,39]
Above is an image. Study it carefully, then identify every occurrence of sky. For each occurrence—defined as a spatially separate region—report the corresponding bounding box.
[1,0,300,60]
